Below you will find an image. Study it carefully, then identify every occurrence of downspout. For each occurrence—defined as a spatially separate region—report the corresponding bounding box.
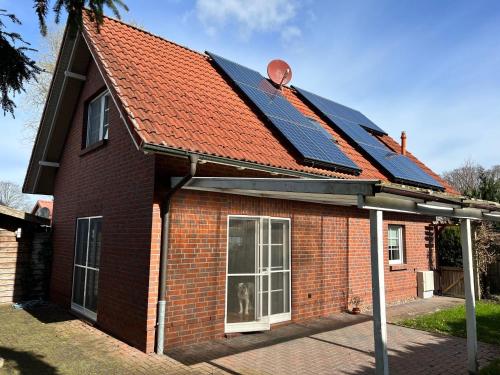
[156,154,198,354]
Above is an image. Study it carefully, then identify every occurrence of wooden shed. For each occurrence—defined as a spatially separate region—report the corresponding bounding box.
[0,205,51,304]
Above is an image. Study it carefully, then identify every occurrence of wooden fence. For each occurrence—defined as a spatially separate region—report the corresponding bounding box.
[0,228,51,304]
[435,266,465,298]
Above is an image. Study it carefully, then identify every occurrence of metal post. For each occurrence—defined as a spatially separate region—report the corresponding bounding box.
[370,210,389,375]
[461,219,479,374]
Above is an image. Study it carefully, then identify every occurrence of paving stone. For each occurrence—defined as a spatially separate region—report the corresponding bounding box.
[1,297,499,374]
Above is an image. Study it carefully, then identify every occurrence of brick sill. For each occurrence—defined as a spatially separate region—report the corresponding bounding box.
[390,264,408,272]
[80,139,107,156]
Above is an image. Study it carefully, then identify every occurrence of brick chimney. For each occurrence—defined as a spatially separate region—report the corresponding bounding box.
[401,131,407,155]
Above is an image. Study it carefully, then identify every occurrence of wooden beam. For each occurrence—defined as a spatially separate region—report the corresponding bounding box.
[461,218,479,374]
[370,209,389,375]
[64,70,86,81]
[38,161,60,168]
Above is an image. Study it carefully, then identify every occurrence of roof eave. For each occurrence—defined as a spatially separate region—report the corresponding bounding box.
[23,28,91,195]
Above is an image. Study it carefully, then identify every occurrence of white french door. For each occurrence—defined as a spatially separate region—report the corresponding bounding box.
[226,216,290,333]
[71,217,102,321]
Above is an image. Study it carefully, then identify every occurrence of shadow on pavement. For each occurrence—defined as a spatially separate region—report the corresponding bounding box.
[0,346,59,374]
[166,313,371,365]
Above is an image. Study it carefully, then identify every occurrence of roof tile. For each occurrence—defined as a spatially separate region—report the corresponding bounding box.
[83,16,455,193]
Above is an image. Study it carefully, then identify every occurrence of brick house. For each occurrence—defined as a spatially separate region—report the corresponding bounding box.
[23,16,467,354]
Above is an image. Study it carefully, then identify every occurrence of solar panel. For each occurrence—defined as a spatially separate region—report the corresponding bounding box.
[208,52,361,174]
[293,87,387,135]
[294,86,444,190]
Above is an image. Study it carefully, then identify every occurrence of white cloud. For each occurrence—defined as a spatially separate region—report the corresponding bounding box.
[280,25,301,44]
[195,0,299,38]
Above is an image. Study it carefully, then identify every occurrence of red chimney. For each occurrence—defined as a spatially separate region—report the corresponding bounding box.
[401,131,407,155]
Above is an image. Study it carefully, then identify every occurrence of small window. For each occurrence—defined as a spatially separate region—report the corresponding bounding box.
[86,92,110,147]
[388,225,404,265]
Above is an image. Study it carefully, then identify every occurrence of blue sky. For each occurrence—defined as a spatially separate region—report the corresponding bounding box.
[1,0,499,203]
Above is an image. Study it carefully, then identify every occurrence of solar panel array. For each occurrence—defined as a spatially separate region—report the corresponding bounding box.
[208,52,361,174]
[294,87,444,190]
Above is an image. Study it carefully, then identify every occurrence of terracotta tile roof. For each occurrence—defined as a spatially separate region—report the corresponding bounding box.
[82,16,455,193]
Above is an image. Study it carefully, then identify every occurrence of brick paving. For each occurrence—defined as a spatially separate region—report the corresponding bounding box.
[0,304,195,375]
[170,297,500,375]
[1,297,499,374]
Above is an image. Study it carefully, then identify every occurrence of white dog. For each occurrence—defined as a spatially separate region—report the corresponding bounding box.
[237,282,254,316]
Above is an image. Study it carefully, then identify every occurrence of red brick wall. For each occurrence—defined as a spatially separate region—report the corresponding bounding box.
[51,59,156,351]
[161,189,436,348]
[48,58,438,353]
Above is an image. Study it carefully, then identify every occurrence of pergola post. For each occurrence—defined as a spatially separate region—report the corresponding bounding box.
[370,210,389,375]
[461,218,479,374]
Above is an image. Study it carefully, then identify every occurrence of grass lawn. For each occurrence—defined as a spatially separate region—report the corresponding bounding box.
[398,300,500,345]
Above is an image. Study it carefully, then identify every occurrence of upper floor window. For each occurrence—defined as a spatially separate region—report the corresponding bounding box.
[86,91,110,147]
[388,225,404,265]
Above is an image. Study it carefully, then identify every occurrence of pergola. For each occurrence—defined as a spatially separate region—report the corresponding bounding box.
[174,177,500,375]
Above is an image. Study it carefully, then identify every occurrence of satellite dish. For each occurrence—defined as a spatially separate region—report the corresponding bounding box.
[267,59,292,87]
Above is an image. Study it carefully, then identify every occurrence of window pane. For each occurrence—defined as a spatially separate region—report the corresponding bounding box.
[103,95,109,139]
[228,219,257,274]
[72,266,85,306]
[271,222,284,244]
[388,226,402,263]
[272,220,289,270]
[85,269,99,313]
[75,219,89,266]
[389,249,400,261]
[271,272,289,315]
[87,98,102,146]
[271,245,284,270]
[226,275,257,323]
[87,218,102,269]
[261,218,269,245]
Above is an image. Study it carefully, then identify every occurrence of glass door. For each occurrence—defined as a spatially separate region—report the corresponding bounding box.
[71,217,102,320]
[269,219,291,323]
[226,217,270,333]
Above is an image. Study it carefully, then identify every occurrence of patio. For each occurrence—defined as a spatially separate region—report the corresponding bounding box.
[170,297,500,374]
[1,297,499,374]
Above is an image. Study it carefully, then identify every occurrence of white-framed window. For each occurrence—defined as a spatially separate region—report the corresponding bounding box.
[71,216,102,320]
[86,91,110,147]
[225,215,291,333]
[388,225,404,265]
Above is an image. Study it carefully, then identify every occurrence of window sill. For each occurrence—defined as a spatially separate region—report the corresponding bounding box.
[389,264,408,271]
[80,139,107,156]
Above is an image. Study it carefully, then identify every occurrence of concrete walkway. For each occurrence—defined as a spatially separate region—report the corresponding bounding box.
[0,297,498,374]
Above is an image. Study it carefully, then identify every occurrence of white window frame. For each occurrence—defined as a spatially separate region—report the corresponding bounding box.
[225,215,292,333]
[86,91,110,147]
[388,225,404,265]
[71,216,103,321]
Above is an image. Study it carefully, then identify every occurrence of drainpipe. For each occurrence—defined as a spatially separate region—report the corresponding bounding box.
[156,154,198,354]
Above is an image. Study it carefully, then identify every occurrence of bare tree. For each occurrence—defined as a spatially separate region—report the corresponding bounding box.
[442,159,483,196]
[22,26,64,144]
[0,181,29,211]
